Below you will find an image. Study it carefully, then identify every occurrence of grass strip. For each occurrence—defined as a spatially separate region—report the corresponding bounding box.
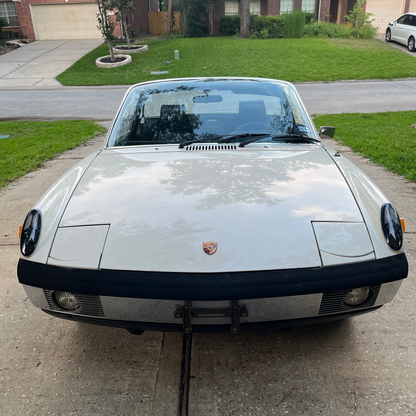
[0,120,106,189]
[57,38,416,86]
[313,111,416,182]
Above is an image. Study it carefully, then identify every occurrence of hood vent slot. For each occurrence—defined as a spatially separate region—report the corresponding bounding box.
[185,145,237,151]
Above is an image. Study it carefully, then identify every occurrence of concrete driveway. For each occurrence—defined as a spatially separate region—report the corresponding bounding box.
[0,39,103,88]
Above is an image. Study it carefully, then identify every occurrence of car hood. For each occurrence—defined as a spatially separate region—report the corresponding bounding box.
[57,146,365,272]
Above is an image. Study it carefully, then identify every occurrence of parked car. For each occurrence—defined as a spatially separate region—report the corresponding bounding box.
[17,78,408,335]
[386,12,416,52]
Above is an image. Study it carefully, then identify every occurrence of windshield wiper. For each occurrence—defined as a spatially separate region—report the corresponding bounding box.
[179,133,267,148]
[217,133,270,144]
[238,134,319,147]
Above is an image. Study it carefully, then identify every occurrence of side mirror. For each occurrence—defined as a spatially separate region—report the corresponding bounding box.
[318,126,335,138]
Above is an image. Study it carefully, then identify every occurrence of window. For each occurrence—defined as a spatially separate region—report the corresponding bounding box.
[302,0,315,13]
[0,2,19,27]
[250,0,261,15]
[280,0,294,14]
[225,0,238,16]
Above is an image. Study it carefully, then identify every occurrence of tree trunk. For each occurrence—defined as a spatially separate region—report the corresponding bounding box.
[108,38,115,61]
[123,12,131,48]
[166,0,173,32]
[240,0,250,38]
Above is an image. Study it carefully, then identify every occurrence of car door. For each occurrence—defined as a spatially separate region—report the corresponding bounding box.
[406,15,416,45]
[393,14,410,45]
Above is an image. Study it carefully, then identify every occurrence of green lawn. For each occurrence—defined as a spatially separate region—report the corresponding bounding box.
[0,120,106,189]
[57,37,416,86]
[313,111,416,182]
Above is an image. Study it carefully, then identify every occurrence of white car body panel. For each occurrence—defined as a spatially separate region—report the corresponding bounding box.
[324,144,403,260]
[22,279,404,325]
[48,225,109,269]
[56,145,365,273]
[28,150,101,264]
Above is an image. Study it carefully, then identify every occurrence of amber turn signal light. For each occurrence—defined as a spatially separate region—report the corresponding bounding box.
[401,218,406,233]
[18,225,22,238]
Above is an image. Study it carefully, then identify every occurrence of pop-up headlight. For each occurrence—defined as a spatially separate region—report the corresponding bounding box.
[20,209,42,256]
[381,203,403,251]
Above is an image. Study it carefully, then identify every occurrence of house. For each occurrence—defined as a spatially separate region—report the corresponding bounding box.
[0,0,159,40]
[1,0,415,40]
[211,0,416,34]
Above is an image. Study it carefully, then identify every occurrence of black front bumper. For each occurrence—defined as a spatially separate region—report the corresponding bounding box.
[18,253,408,301]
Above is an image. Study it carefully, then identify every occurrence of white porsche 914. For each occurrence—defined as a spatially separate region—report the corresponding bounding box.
[18,78,408,335]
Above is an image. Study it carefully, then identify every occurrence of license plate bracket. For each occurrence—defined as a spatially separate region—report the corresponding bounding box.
[174,304,248,334]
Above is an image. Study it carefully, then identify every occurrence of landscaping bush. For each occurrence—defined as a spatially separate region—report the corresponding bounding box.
[184,0,207,37]
[283,10,306,38]
[303,21,376,39]
[251,15,284,39]
[0,17,8,43]
[220,15,240,36]
[2,29,13,39]
[305,12,315,24]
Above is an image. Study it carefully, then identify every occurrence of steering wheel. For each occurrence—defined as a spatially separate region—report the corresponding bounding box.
[231,122,270,134]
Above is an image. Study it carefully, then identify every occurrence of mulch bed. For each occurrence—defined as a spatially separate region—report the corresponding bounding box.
[99,56,129,64]
[0,43,20,56]
[113,45,146,51]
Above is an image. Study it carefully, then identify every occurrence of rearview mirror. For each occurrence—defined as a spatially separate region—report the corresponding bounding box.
[318,126,335,138]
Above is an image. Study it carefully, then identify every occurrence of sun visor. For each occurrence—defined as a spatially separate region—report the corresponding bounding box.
[313,222,375,266]
[48,225,109,269]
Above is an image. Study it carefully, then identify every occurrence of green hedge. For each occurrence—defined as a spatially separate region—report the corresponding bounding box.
[220,15,240,36]
[251,15,285,39]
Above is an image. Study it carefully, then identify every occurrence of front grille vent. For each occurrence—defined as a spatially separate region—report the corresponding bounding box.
[44,290,104,317]
[185,145,237,151]
[319,285,380,315]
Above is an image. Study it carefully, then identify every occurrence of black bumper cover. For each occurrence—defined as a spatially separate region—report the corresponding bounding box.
[18,253,408,301]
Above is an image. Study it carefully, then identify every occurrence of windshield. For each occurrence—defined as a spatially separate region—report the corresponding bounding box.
[107,79,317,147]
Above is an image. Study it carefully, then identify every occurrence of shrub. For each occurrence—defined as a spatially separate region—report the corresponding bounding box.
[305,12,315,24]
[3,29,13,39]
[283,10,306,38]
[185,0,207,37]
[251,15,284,39]
[303,21,376,39]
[220,15,240,36]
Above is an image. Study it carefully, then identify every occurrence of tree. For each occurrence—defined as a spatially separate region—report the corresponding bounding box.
[110,0,134,48]
[95,0,116,61]
[345,0,374,29]
[239,0,250,38]
[166,0,174,32]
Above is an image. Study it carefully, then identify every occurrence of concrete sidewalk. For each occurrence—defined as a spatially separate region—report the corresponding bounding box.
[0,39,103,88]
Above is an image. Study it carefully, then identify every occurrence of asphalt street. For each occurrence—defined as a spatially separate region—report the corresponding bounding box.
[1,79,416,120]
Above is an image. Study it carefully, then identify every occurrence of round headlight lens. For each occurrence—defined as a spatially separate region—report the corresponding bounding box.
[381,203,403,251]
[344,287,370,306]
[54,291,80,311]
[20,209,42,257]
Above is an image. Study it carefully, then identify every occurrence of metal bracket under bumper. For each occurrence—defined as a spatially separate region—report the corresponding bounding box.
[174,304,249,334]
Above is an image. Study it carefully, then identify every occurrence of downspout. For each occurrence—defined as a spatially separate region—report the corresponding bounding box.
[317,0,322,21]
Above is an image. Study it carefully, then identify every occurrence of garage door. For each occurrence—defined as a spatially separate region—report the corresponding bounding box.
[410,0,416,13]
[31,3,101,40]
[365,0,406,32]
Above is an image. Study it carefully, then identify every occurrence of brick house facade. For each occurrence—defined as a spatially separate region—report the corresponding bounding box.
[0,0,158,40]
[1,0,413,40]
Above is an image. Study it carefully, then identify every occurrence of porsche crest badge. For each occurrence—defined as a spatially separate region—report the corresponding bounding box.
[203,242,218,255]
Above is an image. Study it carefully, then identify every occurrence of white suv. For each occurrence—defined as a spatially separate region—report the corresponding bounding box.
[386,13,416,52]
